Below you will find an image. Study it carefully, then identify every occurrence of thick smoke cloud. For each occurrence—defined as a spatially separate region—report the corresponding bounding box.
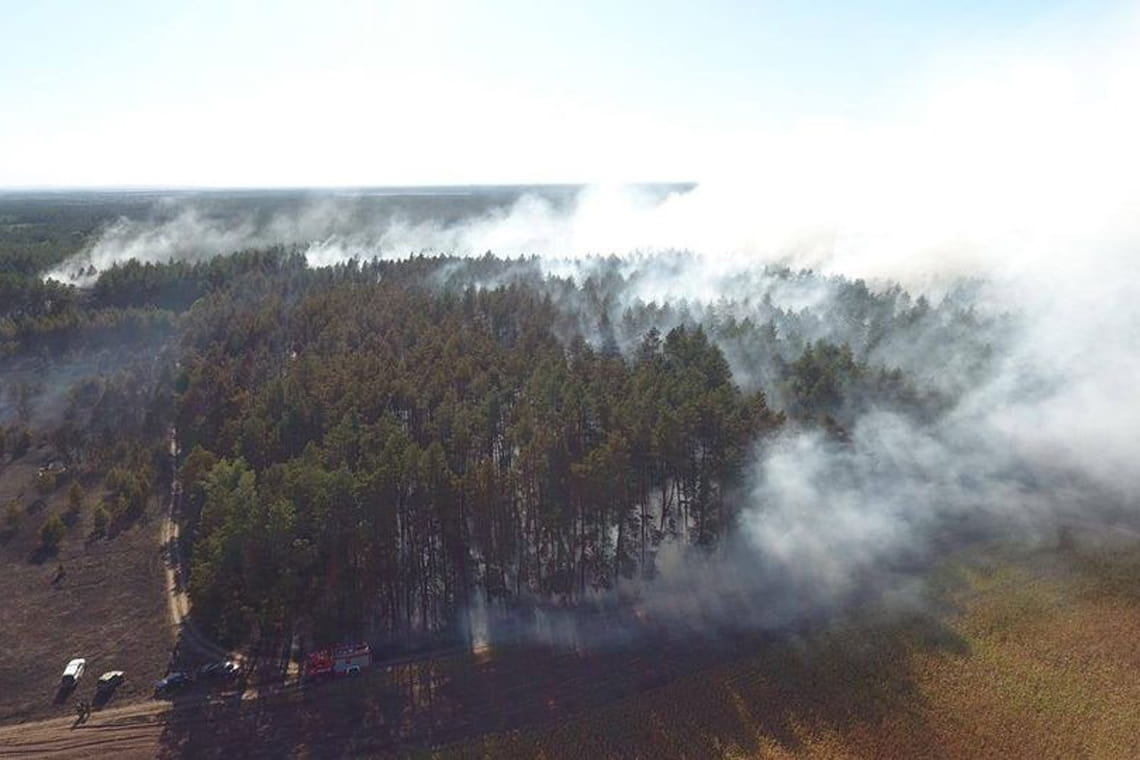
[467,16,1140,642]
[43,12,1140,645]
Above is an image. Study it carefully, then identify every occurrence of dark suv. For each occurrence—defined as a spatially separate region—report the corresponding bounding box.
[154,672,191,696]
[197,660,241,681]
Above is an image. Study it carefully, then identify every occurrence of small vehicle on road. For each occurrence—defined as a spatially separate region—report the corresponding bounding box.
[96,671,125,693]
[154,671,191,696]
[197,660,241,681]
[61,658,86,687]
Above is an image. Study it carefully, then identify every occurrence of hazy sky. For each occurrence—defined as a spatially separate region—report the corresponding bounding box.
[0,0,1129,187]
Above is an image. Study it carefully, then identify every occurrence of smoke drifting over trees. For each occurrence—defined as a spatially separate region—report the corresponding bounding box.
[3,146,1132,651]
[8,22,1139,648]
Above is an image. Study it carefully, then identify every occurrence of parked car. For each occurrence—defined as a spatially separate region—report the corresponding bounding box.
[197,660,241,680]
[61,658,86,687]
[96,671,125,693]
[154,672,191,696]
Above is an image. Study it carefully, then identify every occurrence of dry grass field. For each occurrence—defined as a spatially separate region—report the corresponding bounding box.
[0,441,172,727]
[436,533,1140,760]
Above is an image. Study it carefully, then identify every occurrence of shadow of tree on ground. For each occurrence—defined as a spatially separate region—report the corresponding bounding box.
[150,602,972,759]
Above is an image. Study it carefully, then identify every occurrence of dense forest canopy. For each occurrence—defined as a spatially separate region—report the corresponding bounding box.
[0,195,1005,649]
[1,193,1023,650]
[176,260,782,644]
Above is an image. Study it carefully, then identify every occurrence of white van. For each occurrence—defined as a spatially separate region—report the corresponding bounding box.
[61,658,86,686]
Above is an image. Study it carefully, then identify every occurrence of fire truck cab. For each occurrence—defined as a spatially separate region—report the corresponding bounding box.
[303,642,371,679]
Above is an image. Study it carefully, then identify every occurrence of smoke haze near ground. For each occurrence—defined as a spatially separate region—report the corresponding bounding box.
[40,14,1140,646]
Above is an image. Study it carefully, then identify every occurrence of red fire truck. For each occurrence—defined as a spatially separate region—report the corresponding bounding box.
[303,642,372,679]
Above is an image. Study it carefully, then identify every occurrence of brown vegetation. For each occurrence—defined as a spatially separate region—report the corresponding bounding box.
[0,534,1136,758]
[441,538,1140,759]
[0,443,172,727]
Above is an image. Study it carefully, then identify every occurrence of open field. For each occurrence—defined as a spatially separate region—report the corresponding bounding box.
[2,530,1137,759]
[0,442,173,728]
[440,535,1140,760]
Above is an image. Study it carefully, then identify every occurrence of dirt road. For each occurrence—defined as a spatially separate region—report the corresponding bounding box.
[161,432,229,663]
[0,700,165,759]
[0,431,233,758]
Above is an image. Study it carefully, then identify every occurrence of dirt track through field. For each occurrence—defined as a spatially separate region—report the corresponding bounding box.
[0,701,164,759]
[161,433,229,663]
[0,431,233,758]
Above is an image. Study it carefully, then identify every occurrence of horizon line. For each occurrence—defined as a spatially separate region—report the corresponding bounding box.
[0,180,699,194]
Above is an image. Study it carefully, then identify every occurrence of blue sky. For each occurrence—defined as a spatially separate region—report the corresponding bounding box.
[0,0,1124,187]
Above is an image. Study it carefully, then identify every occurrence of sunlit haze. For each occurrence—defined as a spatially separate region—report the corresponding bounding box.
[3,0,1133,189]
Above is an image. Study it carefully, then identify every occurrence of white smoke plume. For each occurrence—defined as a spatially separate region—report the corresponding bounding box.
[467,12,1140,640]
[42,7,1140,641]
